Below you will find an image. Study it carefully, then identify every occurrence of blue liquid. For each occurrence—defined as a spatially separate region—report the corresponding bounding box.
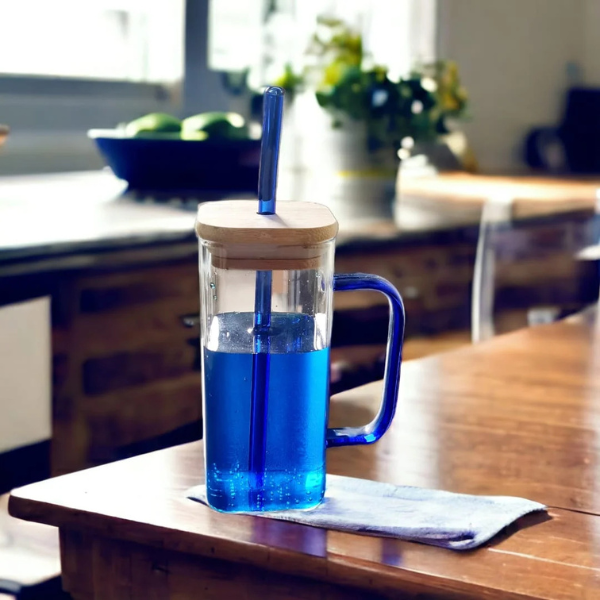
[202,312,329,512]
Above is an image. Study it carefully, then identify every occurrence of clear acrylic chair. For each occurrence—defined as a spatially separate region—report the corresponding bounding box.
[471,188,600,343]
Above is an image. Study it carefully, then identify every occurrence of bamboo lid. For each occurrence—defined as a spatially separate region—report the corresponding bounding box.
[195,200,338,246]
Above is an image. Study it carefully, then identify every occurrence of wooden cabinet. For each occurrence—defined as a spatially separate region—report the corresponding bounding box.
[51,260,202,475]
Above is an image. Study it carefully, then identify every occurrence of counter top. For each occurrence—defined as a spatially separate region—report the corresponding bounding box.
[1,170,597,279]
[0,170,475,277]
[0,171,195,264]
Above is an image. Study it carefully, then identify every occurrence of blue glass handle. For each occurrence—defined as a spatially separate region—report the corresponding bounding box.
[326,273,405,448]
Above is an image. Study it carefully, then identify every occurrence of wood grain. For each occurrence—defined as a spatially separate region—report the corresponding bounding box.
[50,260,201,475]
[10,446,600,600]
[11,309,600,599]
[196,200,338,245]
[328,313,600,511]
[60,530,391,600]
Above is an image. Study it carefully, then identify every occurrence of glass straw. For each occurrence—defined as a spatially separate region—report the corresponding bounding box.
[257,86,284,214]
[250,86,284,509]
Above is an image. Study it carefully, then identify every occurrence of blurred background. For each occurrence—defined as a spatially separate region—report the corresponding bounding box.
[0,0,599,175]
[2,2,600,597]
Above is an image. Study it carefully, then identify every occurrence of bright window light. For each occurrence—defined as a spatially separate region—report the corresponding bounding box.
[209,0,436,85]
[0,0,185,83]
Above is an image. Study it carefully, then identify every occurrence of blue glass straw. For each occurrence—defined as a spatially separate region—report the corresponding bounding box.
[257,87,284,214]
[250,86,284,508]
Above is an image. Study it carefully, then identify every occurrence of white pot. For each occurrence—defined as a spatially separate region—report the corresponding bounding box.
[278,92,397,224]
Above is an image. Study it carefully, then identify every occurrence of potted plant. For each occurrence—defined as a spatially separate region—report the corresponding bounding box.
[272,17,470,214]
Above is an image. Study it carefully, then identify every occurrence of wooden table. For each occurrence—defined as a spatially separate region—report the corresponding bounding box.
[400,172,600,220]
[10,308,600,599]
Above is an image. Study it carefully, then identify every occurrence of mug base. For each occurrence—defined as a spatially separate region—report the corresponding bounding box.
[206,468,325,513]
[207,493,324,514]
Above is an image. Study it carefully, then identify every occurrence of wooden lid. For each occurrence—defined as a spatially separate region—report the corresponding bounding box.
[196,200,338,246]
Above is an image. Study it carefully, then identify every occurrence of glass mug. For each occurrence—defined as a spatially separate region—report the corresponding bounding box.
[197,201,405,512]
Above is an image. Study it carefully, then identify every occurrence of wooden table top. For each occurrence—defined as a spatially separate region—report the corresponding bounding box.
[10,309,600,599]
[401,172,600,219]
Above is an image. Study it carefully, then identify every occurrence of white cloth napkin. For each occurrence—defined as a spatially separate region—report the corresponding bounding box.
[187,474,546,551]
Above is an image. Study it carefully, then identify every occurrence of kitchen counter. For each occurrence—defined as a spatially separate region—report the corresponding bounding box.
[0,170,486,278]
[1,169,597,475]
[2,171,599,278]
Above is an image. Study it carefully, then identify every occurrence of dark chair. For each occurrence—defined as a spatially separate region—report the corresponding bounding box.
[525,87,600,174]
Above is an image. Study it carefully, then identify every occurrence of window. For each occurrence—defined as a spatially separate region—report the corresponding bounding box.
[208,0,437,84]
[292,0,437,80]
[0,0,185,83]
[0,0,186,175]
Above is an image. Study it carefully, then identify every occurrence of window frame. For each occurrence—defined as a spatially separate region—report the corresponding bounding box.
[0,0,218,175]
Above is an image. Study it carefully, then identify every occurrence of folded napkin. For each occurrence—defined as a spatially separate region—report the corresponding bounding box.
[187,475,546,551]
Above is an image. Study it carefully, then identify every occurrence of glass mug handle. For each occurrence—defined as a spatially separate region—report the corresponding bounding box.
[326,273,405,448]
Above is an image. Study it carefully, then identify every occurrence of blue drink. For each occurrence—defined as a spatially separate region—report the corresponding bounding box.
[202,312,330,512]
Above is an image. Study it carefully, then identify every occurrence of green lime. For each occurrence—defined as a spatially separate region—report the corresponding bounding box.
[181,112,247,140]
[125,113,182,137]
[179,129,209,141]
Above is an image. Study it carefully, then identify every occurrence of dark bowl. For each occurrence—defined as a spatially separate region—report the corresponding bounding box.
[89,129,261,194]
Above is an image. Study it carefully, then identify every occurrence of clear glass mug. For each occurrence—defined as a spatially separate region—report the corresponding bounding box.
[198,208,405,513]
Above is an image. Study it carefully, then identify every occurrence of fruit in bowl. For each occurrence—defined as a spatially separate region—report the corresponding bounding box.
[88,111,260,193]
[117,111,249,142]
[181,112,248,141]
[124,113,183,138]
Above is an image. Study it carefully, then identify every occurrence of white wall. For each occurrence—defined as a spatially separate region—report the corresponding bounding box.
[438,0,588,171]
[0,298,51,454]
[582,0,600,85]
